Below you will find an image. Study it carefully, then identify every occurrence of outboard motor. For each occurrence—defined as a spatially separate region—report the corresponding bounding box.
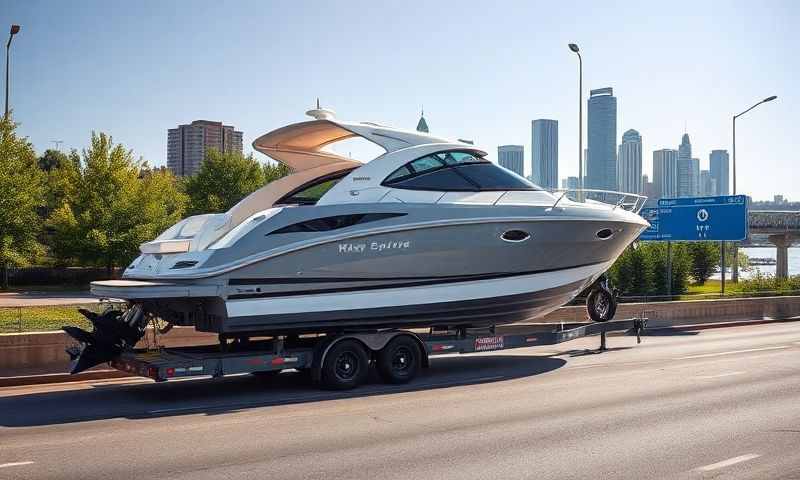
[63,305,148,374]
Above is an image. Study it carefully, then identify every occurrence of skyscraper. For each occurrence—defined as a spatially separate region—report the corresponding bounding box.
[587,88,617,191]
[617,129,642,193]
[710,150,730,195]
[700,169,717,196]
[167,120,244,177]
[653,149,678,199]
[531,119,558,189]
[561,176,579,190]
[416,108,429,133]
[676,134,699,197]
[497,145,524,177]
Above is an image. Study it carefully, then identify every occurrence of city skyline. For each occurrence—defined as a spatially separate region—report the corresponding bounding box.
[2,1,795,200]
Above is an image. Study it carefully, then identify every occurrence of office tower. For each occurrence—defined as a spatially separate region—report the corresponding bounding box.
[709,149,730,195]
[676,134,699,197]
[586,87,617,190]
[700,169,717,196]
[653,149,678,199]
[561,176,579,190]
[617,129,642,193]
[167,120,244,177]
[416,108,429,133]
[531,119,558,189]
[498,145,524,177]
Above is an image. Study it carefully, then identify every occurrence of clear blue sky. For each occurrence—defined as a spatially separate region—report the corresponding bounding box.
[3,0,797,200]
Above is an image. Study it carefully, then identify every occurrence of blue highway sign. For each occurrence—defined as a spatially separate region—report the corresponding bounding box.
[639,195,749,241]
[639,207,660,241]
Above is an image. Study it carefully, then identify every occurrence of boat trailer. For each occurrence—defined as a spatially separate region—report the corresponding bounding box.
[104,317,647,390]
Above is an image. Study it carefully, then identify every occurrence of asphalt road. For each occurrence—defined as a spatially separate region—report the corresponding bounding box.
[2,321,800,479]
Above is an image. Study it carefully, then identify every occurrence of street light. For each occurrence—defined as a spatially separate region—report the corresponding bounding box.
[5,24,21,120]
[730,94,778,281]
[568,43,583,199]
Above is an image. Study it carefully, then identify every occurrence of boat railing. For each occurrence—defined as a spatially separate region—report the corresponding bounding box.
[548,189,648,214]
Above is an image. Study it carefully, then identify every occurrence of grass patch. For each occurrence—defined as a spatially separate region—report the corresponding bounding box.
[0,304,102,333]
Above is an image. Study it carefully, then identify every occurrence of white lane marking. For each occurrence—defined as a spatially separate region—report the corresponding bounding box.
[676,346,789,360]
[694,371,746,380]
[696,453,761,472]
[0,461,35,469]
[570,364,604,370]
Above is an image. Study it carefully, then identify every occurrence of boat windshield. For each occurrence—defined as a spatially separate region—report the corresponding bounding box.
[383,151,541,192]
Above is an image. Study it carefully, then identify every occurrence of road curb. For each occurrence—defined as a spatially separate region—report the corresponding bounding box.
[0,369,133,388]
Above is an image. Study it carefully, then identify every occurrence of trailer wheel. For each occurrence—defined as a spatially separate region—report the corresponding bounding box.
[377,336,421,384]
[587,287,617,322]
[321,339,369,390]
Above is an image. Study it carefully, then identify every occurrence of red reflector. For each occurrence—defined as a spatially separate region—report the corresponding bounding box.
[166,367,175,377]
[271,357,285,366]
[147,367,158,378]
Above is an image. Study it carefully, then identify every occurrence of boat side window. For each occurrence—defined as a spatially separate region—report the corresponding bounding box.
[383,150,540,191]
[276,170,354,206]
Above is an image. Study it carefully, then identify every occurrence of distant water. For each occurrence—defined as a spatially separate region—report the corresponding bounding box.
[711,247,800,280]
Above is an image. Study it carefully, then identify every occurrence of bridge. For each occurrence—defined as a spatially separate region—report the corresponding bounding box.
[748,211,800,278]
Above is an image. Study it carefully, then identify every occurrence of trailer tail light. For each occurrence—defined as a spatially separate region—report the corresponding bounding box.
[166,367,175,377]
[147,367,158,379]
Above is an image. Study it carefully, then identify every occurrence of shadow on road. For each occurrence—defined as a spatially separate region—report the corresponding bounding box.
[0,354,566,428]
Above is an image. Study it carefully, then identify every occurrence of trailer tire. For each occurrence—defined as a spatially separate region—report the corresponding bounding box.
[320,339,369,390]
[587,287,617,322]
[376,335,421,384]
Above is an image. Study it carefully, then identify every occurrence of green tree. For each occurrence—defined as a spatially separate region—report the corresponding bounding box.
[688,242,721,284]
[184,150,267,215]
[263,161,292,184]
[37,148,69,171]
[0,117,46,288]
[48,132,187,274]
[42,149,81,217]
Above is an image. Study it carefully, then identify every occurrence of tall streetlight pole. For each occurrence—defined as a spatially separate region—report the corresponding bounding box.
[730,94,777,282]
[568,43,583,200]
[5,24,21,121]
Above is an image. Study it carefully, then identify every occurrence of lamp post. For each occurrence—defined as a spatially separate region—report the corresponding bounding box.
[5,24,20,120]
[568,43,583,200]
[731,94,777,281]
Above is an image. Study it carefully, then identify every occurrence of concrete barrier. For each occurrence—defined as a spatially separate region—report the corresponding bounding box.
[2,296,799,378]
[0,326,215,375]
[540,295,800,328]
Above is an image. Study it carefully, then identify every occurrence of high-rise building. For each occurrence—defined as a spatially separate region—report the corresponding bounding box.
[586,87,617,191]
[642,174,657,205]
[676,134,699,197]
[416,108,429,133]
[561,176,579,190]
[617,129,642,194]
[653,149,678,199]
[700,169,717,196]
[531,119,558,189]
[498,145,524,177]
[710,149,730,195]
[167,120,243,177]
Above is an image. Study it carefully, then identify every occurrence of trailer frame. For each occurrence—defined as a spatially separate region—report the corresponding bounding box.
[108,318,646,388]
